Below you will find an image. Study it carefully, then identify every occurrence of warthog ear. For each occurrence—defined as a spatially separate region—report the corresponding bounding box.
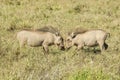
[71,32,76,38]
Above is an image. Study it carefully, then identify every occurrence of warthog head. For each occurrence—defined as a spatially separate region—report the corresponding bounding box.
[54,33,65,51]
[65,28,88,50]
[37,26,65,51]
[65,35,73,50]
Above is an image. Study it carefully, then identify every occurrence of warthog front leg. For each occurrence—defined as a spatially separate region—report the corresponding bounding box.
[42,43,49,54]
[77,45,83,51]
[19,40,26,48]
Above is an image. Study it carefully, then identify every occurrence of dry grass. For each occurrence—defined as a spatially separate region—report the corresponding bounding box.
[0,0,120,80]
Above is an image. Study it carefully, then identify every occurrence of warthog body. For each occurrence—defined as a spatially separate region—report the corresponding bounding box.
[66,29,110,52]
[17,26,65,53]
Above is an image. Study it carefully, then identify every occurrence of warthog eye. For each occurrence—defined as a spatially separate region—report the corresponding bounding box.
[67,39,71,41]
[67,39,69,41]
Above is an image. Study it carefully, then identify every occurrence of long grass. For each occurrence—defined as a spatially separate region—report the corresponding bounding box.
[0,0,120,80]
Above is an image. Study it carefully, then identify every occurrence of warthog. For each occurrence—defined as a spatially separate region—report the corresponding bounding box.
[17,26,65,53]
[66,29,110,52]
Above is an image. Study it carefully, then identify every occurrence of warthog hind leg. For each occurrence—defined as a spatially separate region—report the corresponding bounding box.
[98,41,105,52]
[104,43,108,50]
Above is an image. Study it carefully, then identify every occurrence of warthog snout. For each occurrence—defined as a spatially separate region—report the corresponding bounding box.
[55,36,65,51]
[57,43,65,50]
[60,45,65,50]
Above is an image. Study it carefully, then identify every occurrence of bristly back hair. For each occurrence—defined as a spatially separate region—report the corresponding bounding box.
[35,26,60,35]
[68,27,88,35]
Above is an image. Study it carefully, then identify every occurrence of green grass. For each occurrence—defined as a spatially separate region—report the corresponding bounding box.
[68,68,110,80]
[0,0,120,80]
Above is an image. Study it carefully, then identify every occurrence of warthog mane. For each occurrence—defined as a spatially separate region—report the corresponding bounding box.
[36,26,60,36]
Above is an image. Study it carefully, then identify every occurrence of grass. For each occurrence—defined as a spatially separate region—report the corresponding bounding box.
[0,0,120,80]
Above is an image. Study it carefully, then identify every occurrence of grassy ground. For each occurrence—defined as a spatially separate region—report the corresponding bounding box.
[0,0,120,80]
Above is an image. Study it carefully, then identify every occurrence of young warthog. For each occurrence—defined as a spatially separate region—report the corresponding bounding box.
[66,29,110,52]
[17,26,65,53]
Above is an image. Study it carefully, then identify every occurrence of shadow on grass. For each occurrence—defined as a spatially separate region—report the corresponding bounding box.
[83,48,101,54]
[50,50,64,55]
[86,50,101,54]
